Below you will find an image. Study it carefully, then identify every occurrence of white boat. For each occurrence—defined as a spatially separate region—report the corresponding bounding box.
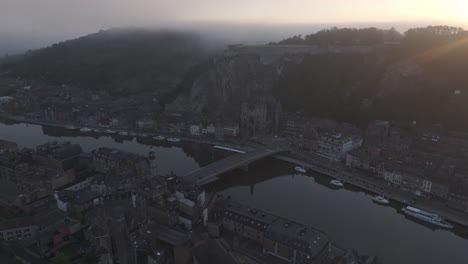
[65,125,79,131]
[153,135,165,141]
[93,128,102,133]
[402,206,453,229]
[104,129,117,134]
[330,179,344,187]
[80,127,92,133]
[118,131,129,136]
[295,166,307,173]
[372,195,390,205]
[167,137,181,143]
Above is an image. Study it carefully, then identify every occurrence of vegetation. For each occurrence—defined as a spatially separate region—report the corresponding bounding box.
[273,26,468,130]
[0,28,215,96]
[271,27,403,46]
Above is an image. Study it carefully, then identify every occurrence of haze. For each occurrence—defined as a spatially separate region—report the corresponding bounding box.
[1,0,467,54]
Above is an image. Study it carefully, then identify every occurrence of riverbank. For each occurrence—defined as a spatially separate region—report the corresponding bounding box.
[275,152,468,228]
[2,111,467,228]
[0,112,251,152]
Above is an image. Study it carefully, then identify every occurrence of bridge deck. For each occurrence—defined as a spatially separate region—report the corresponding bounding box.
[184,148,286,186]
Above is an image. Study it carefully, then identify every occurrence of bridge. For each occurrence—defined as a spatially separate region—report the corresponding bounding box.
[184,147,288,186]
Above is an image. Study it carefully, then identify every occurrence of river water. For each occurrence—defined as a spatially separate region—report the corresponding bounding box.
[1,121,468,264]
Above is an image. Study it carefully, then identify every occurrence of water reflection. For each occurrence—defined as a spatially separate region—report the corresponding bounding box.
[208,158,468,264]
[0,121,229,175]
[2,120,468,263]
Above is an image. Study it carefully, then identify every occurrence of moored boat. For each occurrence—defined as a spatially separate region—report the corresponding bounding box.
[402,206,453,229]
[330,179,345,187]
[80,127,92,133]
[153,135,165,141]
[372,195,390,205]
[65,125,79,131]
[104,129,117,134]
[294,166,307,173]
[167,137,181,143]
[118,131,129,136]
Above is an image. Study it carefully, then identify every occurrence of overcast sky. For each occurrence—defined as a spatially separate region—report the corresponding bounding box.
[1,0,467,54]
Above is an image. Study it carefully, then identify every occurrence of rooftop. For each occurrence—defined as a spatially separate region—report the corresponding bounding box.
[224,202,276,231]
[35,141,82,161]
[265,217,329,257]
[57,188,101,205]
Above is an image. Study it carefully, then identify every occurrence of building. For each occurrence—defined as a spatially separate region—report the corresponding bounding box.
[0,217,37,241]
[366,120,390,145]
[345,147,382,174]
[20,165,76,190]
[218,201,341,264]
[222,202,275,244]
[169,187,206,230]
[54,188,102,215]
[263,218,330,264]
[241,102,268,138]
[0,140,18,151]
[0,150,31,186]
[33,141,82,171]
[316,130,363,161]
[223,124,240,137]
[136,118,157,130]
[92,147,150,177]
[190,124,202,137]
[0,208,75,256]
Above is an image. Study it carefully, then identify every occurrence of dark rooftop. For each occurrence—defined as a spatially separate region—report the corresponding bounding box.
[265,217,329,258]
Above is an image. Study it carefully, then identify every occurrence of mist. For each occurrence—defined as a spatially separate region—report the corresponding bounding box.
[1,0,466,55]
[1,21,452,56]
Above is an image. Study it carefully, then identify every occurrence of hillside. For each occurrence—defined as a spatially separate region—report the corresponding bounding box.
[172,26,468,131]
[2,26,468,131]
[0,28,219,96]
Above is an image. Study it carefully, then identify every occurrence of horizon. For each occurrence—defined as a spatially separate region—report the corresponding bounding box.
[1,21,466,56]
[1,0,467,54]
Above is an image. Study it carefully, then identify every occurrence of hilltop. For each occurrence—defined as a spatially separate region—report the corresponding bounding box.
[0,28,220,96]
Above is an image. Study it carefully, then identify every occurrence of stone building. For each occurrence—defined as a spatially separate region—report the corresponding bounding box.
[240,99,282,138]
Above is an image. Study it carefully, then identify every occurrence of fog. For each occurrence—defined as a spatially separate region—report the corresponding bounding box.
[0,0,466,55]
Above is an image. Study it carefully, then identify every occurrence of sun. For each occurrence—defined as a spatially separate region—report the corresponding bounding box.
[453,1,468,23]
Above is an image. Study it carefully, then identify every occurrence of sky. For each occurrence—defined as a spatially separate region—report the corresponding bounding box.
[1,0,467,54]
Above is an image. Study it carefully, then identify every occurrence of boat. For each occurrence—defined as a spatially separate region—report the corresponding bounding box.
[129,132,138,137]
[93,128,102,133]
[79,127,92,133]
[329,179,344,187]
[104,129,117,134]
[402,206,453,229]
[372,195,390,205]
[153,135,165,141]
[65,125,79,131]
[167,137,181,143]
[118,131,129,136]
[294,166,307,173]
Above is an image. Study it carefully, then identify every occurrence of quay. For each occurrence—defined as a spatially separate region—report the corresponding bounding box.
[276,152,468,228]
[2,112,467,228]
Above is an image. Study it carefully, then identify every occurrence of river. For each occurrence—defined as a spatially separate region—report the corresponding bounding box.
[1,120,468,264]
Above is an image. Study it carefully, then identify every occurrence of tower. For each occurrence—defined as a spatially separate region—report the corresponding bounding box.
[148,147,157,177]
